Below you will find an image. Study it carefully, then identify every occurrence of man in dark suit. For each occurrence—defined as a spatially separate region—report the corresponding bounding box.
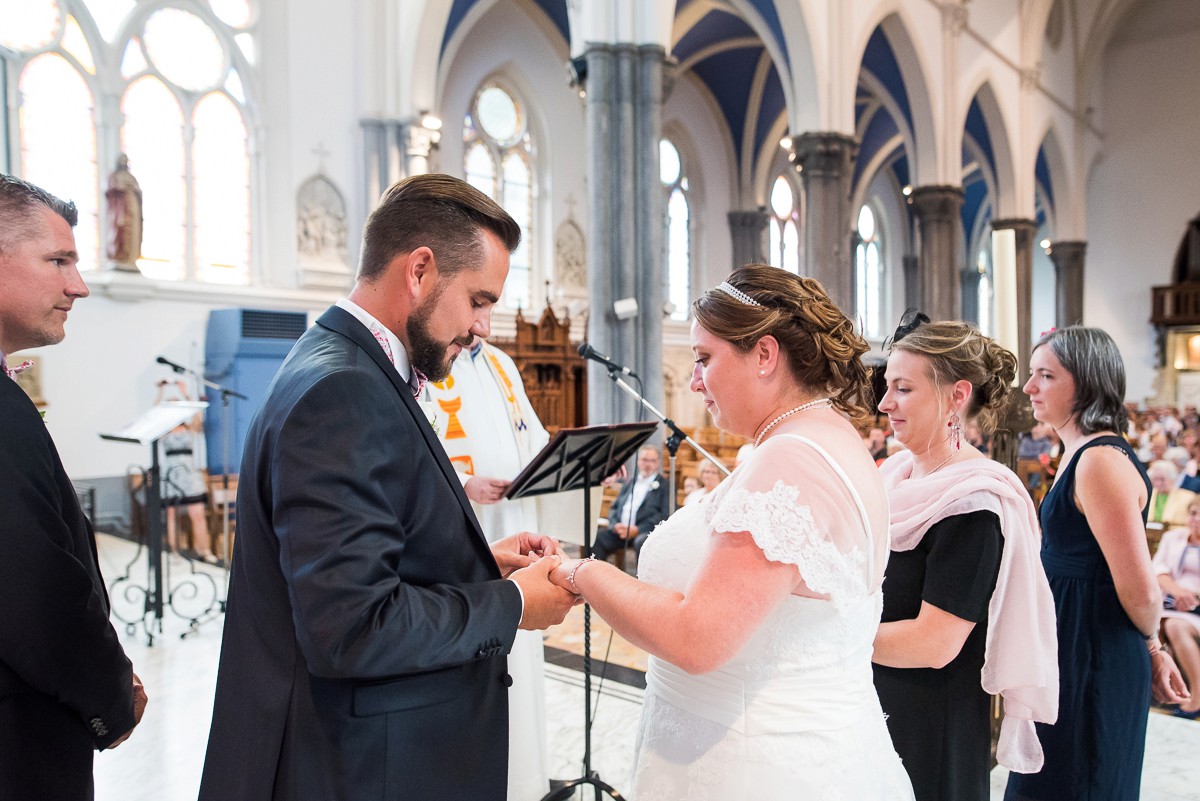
[592,446,671,560]
[198,174,576,801]
[0,174,146,799]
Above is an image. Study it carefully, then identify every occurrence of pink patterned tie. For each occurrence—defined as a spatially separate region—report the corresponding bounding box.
[1,355,32,380]
[366,325,424,398]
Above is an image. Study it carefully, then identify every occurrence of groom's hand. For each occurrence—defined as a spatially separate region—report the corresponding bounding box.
[511,557,575,630]
[492,532,562,577]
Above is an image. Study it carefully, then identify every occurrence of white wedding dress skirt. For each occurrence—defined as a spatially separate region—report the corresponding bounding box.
[628,447,914,801]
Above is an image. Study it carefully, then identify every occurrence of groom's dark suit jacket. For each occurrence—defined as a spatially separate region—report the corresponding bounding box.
[0,375,135,800]
[199,307,523,801]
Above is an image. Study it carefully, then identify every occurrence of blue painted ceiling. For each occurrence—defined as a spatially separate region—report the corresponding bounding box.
[672,3,790,175]
[441,0,570,58]
[855,28,914,205]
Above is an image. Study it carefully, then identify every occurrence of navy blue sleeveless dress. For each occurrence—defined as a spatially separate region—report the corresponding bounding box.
[1005,436,1151,801]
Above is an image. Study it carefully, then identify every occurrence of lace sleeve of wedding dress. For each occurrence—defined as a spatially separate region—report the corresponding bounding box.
[706,435,882,607]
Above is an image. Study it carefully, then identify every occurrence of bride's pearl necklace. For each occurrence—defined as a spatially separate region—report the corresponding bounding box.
[754,398,833,447]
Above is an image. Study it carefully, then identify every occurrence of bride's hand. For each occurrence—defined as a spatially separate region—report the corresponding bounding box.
[550,558,581,595]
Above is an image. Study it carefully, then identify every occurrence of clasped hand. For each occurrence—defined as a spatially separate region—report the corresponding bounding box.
[492,532,581,629]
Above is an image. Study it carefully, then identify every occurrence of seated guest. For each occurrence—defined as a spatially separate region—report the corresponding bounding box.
[1017,421,1056,460]
[1154,498,1200,718]
[1148,460,1196,529]
[683,459,722,506]
[1164,446,1200,493]
[592,446,671,560]
[866,426,889,462]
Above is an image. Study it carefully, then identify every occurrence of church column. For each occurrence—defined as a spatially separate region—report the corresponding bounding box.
[792,132,857,310]
[728,209,769,268]
[960,267,982,326]
[909,185,964,321]
[991,217,1038,379]
[1048,240,1086,328]
[585,44,670,426]
[359,118,440,210]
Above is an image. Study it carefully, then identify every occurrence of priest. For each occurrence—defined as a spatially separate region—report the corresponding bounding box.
[425,337,550,800]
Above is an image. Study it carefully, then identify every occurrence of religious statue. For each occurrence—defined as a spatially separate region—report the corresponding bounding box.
[105,153,143,270]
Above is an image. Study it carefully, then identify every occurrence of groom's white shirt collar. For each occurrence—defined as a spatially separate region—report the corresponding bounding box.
[336,298,413,384]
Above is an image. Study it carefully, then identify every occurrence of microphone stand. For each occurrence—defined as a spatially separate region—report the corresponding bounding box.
[601,368,730,514]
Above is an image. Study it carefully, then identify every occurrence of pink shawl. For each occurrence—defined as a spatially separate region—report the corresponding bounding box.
[879,449,1060,773]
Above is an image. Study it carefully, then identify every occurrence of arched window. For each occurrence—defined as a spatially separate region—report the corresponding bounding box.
[660,139,690,322]
[463,83,533,310]
[768,174,801,274]
[3,1,256,282]
[976,246,993,337]
[855,204,884,338]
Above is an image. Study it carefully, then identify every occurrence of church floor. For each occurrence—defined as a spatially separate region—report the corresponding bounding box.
[92,534,1200,801]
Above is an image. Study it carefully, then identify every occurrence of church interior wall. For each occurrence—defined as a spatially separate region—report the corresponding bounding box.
[1085,15,1200,401]
[436,0,587,322]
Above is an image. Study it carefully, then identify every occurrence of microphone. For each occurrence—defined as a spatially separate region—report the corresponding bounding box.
[156,356,187,374]
[577,343,638,378]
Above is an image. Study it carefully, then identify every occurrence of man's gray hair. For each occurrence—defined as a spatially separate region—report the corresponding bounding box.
[1148,459,1179,482]
[1034,326,1129,436]
[0,174,78,255]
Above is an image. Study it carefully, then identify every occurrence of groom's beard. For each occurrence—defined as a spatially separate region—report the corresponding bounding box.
[407,293,474,383]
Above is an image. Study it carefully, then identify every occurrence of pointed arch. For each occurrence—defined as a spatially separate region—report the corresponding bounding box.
[962,79,1017,219]
[852,10,937,187]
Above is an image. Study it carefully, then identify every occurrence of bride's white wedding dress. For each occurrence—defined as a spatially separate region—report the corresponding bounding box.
[630,434,914,800]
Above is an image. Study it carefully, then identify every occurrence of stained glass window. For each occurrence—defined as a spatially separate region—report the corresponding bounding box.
[769,175,801,274]
[19,53,99,271]
[661,139,690,321]
[464,82,534,309]
[121,76,185,279]
[5,1,257,284]
[855,204,883,338]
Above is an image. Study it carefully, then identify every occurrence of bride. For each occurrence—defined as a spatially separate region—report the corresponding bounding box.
[551,266,914,799]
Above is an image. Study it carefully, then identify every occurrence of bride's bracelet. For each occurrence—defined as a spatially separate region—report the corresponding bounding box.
[1147,637,1163,657]
[567,556,596,595]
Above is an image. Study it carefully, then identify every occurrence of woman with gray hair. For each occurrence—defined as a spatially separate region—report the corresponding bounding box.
[1006,327,1189,801]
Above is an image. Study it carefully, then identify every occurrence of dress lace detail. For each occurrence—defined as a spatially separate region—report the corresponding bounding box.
[706,479,868,612]
[630,441,914,800]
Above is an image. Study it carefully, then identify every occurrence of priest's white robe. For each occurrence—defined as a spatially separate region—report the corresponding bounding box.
[426,343,550,800]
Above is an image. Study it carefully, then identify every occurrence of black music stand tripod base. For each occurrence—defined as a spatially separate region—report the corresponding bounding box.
[504,422,657,801]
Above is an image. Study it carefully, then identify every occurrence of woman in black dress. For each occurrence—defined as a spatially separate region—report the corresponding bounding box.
[874,318,1059,801]
[1006,327,1189,801]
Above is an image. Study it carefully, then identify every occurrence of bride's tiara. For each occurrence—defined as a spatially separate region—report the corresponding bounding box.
[714,281,763,307]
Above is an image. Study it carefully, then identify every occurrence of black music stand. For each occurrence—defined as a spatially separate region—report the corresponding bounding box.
[101,402,209,644]
[507,422,659,801]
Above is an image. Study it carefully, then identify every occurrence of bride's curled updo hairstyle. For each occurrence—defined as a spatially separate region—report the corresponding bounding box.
[890,320,1017,433]
[692,265,873,420]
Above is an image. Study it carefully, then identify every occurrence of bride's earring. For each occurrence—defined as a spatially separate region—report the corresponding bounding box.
[948,410,962,450]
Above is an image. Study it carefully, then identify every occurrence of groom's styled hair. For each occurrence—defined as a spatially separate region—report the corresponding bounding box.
[358,173,521,282]
[0,174,78,256]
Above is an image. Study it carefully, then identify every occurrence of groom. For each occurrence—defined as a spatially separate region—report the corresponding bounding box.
[198,174,576,801]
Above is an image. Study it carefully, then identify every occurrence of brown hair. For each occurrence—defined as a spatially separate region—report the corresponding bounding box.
[0,174,77,255]
[358,173,521,281]
[692,265,873,420]
[891,320,1017,434]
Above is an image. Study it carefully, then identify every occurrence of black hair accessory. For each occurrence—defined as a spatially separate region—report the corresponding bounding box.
[884,309,930,349]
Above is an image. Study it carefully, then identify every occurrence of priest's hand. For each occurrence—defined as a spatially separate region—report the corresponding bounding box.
[465,476,511,504]
[492,531,563,577]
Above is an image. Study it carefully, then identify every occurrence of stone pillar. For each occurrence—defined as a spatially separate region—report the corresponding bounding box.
[585,44,670,426]
[360,118,440,211]
[909,185,964,321]
[960,267,982,326]
[1048,240,1086,328]
[728,209,769,268]
[792,132,856,310]
[902,253,920,312]
[992,217,1038,380]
